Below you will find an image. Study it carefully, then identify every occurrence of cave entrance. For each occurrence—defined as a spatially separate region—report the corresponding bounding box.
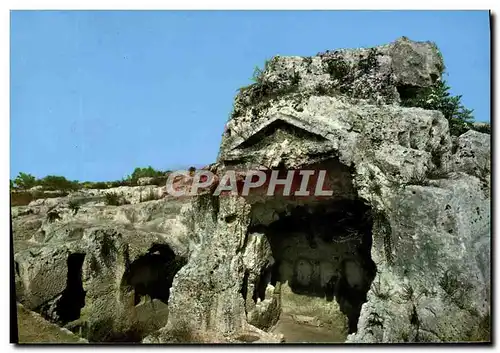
[246,197,376,342]
[114,243,187,342]
[123,243,186,306]
[55,253,86,324]
[243,158,377,342]
[269,199,376,341]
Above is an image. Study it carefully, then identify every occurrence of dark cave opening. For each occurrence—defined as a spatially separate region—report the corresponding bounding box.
[55,253,86,324]
[263,199,376,335]
[241,270,250,306]
[397,84,428,104]
[252,266,274,303]
[123,243,186,305]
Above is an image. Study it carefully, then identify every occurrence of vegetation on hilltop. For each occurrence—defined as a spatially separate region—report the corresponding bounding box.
[400,78,489,136]
[234,54,490,137]
[10,165,198,193]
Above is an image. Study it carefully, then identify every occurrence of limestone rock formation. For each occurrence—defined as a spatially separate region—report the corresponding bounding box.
[12,37,490,344]
[137,177,156,186]
[13,189,191,342]
[159,37,490,343]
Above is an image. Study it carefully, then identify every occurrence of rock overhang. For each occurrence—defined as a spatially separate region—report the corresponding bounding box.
[219,37,448,171]
[219,96,451,185]
[224,37,443,136]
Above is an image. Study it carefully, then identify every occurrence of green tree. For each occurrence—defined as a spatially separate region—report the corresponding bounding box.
[128,166,164,184]
[400,79,475,136]
[14,172,37,190]
[40,175,79,191]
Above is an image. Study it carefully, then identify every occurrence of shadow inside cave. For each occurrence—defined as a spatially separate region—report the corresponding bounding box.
[123,243,186,306]
[55,253,86,324]
[247,198,377,340]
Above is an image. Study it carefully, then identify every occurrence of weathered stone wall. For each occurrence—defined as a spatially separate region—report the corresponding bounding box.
[13,195,191,342]
[162,37,490,343]
[13,37,490,344]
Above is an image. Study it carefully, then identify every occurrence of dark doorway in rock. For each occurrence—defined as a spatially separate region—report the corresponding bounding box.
[55,253,86,324]
[123,244,186,305]
[252,266,273,303]
[263,198,376,339]
[241,270,250,311]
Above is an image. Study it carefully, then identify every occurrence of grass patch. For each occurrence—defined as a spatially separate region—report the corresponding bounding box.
[322,53,355,95]
[426,166,451,180]
[399,283,415,302]
[232,59,301,118]
[104,193,121,206]
[406,171,429,186]
[371,277,390,300]
[314,82,337,96]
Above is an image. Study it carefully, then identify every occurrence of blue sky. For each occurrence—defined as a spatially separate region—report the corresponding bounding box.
[10,10,490,182]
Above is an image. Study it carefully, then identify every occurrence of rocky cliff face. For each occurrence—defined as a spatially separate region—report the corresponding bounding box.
[13,188,191,342]
[158,37,490,343]
[13,37,490,344]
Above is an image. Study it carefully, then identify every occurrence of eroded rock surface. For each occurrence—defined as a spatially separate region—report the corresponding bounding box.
[13,37,490,344]
[160,37,490,343]
[13,189,191,342]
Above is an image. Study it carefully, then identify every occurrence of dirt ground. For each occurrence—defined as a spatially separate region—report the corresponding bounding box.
[271,313,347,343]
[15,303,86,344]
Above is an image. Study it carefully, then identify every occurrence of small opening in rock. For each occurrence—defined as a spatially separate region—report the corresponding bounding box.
[252,266,273,303]
[225,214,238,223]
[241,270,249,304]
[55,253,86,324]
[15,261,20,276]
[122,244,186,305]
[397,85,421,102]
